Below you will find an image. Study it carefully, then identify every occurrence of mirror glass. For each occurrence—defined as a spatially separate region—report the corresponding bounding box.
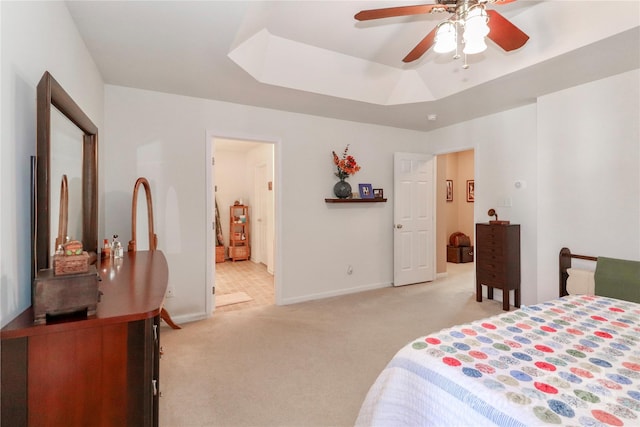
[50,107,84,254]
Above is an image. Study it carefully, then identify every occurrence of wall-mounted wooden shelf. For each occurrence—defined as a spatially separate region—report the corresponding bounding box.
[325,198,387,203]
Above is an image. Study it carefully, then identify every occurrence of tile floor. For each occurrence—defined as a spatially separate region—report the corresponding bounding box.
[214,259,274,312]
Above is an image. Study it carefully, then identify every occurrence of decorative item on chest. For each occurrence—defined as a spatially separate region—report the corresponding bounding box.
[487,208,510,225]
[53,240,89,276]
[111,234,124,259]
[36,239,100,324]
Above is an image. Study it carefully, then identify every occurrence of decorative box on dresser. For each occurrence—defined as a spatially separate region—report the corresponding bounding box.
[1,251,168,427]
[475,223,521,311]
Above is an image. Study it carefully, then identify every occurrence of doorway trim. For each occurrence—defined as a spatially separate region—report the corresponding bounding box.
[204,130,283,316]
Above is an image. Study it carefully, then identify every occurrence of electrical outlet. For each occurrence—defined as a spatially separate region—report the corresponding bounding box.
[166,286,175,298]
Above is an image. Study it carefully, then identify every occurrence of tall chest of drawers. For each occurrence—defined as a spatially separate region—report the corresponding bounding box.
[475,223,521,311]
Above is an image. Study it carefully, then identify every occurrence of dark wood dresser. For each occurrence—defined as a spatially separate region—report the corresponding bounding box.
[1,251,168,427]
[475,223,521,311]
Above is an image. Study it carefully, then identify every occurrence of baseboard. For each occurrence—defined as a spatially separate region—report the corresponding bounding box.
[280,282,391,306]
[166,282,394,322]
[161,311,210,326]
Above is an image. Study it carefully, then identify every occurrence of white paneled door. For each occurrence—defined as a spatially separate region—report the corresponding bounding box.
[393,152,436,286]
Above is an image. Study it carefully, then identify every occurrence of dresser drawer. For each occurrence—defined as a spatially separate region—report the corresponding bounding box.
[475,259,506,273]
[476,225,506,240]
[476,269,507,287]
[476,245,507,259]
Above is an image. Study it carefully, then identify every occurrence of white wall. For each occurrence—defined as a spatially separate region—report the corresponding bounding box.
[428,104,540,306]
[1,2,104,327]
[427,70,640,306]
[104,85,429,322]
[537,70,640,301]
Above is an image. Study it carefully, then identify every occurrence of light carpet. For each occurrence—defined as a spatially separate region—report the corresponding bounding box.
[215,291,253,307]
[159,263,506,427]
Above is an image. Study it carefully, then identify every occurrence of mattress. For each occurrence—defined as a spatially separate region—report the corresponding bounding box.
[356,294,640,426]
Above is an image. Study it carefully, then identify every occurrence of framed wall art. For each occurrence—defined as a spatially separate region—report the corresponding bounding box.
[446,180,453,202]
[467,180,475,202]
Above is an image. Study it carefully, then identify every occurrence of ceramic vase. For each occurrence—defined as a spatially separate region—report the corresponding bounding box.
[333,179,351,199]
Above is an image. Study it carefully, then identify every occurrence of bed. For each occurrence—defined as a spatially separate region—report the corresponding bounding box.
[356,248,640,427]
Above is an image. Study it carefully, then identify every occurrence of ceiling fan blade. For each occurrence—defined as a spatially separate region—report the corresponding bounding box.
[486,9,529,51]
[491,0,518,5]
[355,4,447,21]
[403,26,438,63]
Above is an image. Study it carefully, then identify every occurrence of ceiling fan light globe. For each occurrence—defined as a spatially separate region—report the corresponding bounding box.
[463,37,487,54]
[464,5,490,39]
[434,36,457,53]
[434,21,457,53]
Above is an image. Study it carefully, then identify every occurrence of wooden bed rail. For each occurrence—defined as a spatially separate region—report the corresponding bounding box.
[559,247,598,297]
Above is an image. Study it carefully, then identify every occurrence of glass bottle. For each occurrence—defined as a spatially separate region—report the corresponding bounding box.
[102,238,111,258]
[112,234,123,259]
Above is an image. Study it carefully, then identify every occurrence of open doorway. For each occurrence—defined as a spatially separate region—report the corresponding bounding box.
[435,149,475,277]
[206,136,276,313]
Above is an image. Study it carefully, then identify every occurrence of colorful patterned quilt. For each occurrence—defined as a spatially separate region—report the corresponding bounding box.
[356,295,640,427]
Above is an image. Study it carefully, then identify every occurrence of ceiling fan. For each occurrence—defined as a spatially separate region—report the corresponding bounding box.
[354,0,529,65]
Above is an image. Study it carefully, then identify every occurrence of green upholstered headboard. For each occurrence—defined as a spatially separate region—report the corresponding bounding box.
[594,256,640,303]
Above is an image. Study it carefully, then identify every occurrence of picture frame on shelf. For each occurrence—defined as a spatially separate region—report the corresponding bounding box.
[467,180,475,202]
[446,180,453,202]
[373,188,384,199]
[359,183,374,199]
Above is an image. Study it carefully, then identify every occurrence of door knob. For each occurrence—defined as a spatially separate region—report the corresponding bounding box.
[395,224,403,229]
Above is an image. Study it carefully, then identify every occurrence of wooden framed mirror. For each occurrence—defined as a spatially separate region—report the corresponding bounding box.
[128,177,157,252]
[35,71,98,276]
